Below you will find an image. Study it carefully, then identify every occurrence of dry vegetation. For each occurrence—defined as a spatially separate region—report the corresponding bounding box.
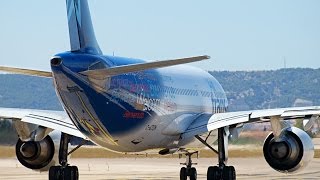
[2,146,320,159]
[0,146,16,158]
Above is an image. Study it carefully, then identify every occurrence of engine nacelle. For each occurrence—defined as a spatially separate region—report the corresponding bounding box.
[15,131,61,171]
[263,127,314,173]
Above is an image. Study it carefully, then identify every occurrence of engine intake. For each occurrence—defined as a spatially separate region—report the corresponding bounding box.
[16,135,55,170]
[263,127,314,173]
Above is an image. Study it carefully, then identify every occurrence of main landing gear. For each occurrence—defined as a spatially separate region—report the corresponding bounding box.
[180,152,198,180]
[49,133,79,180]
[196,127,236,180]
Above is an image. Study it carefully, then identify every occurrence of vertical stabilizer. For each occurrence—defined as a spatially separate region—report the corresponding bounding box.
[66,0,102,54]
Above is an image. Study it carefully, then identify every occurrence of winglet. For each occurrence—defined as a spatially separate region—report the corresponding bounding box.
[66,0,102,54]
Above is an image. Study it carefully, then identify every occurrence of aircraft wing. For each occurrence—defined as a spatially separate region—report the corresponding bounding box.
[183,106,320,137]
[0,108,86,139]
[0,66,52,77]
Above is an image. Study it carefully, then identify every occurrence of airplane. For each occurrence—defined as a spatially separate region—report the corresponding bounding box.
[0,0,320,180]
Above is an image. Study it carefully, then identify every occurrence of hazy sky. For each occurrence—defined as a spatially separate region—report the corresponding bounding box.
[0,1,319,71]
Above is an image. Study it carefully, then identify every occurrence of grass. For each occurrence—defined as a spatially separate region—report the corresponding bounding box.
[2,146,320,159]
[0,146,16,158]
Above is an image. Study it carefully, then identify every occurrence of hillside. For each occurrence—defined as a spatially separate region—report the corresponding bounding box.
[0,68,319,111]
[0,74,62,110]
[210,68,320,111]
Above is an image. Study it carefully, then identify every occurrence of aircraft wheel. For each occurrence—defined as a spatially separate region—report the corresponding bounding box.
[189,167,197,180]
[180,167,187,180]
[223,166,236,180]
[49,166,79,180]
[49,166,62,180]
[207,166,220,180]
[64,166,79,180]
[72,166,79,180]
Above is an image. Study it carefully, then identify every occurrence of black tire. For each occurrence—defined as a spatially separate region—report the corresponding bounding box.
[207,166,220,180]
[180,167,187,180]
[71,166,79,180]
[190,167,197,180]
[64,166,79,180]
[49,166,61,180]
[223,166,236,180]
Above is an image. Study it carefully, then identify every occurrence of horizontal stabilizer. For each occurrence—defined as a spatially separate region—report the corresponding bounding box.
[0,66,52,77]
[80,55,210,78]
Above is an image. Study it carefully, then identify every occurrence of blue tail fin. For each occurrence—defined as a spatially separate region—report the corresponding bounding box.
[66,0,102,54]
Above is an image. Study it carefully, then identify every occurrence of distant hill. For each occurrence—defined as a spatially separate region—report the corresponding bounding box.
[0,74,62,110]
[0,68,319,111]
[209,68,320,111]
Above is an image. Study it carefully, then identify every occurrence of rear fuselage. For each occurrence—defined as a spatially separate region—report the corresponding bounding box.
[51,52,228,152]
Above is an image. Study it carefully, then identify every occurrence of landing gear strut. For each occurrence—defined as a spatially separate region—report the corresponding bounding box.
[49,133,79,180]
[180,152,198,180]
[196,127,236,180]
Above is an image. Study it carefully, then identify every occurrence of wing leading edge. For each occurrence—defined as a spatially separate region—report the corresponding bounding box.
[183,106,320,137]
[0,108,85,139]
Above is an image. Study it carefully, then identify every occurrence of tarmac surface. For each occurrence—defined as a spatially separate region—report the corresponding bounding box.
[0,157,319,180]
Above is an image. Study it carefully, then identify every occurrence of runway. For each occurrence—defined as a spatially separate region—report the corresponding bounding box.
[0,158,319,180]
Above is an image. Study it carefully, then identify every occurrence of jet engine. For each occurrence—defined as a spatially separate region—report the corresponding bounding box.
[15,131,61,171]
[263,127,314,173]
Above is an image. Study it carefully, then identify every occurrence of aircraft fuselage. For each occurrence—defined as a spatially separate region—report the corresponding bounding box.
[51,52,228,152]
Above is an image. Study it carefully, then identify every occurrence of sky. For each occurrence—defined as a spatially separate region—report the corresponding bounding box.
[0,0,319,71]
